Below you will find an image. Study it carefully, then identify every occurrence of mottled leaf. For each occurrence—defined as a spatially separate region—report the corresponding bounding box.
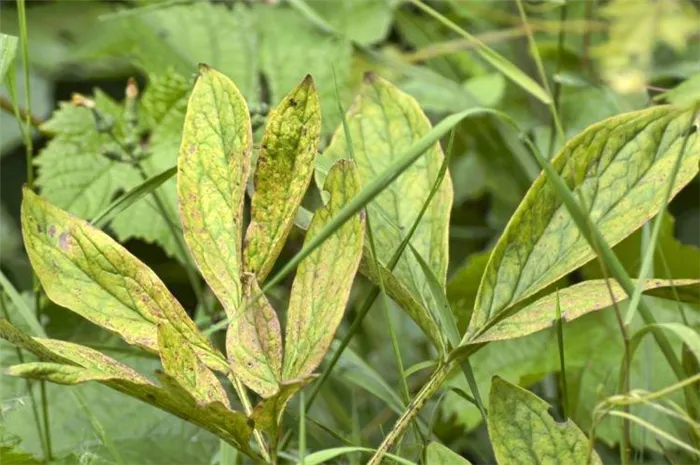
[226,273,282,398]
[177,64,251,319]
[318,73,453,351]
[425,442,472,465]
[474,279,700,343]
[282,160,364,380]
[158,324,229,407]
[244,75,321,281]
[6,362,116,385]
[250,377,314,438]
[20,189,224,372]
[488,377,602,465]
[466,106,700,341]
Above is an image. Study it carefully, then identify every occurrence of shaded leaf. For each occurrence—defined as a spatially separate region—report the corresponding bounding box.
[488,377,602,465]
[250,377,314,438]
[305,0,397,45]
[318,73,453,351]
[630,323,700,367]
[0,33,18,86]
[446,250,491,333]
[474,279,700,343]
[466,106,700,341]
[301,447,416,465]
[226,273,282,398]
[244,75,321,281]
[6,362,115,385]
[177,64,252,318]
[283,160,364,380]
[425,441,472,465]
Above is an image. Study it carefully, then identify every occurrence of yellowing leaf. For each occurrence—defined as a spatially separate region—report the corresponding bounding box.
[425,442,472,465]
[466,106,700,341]
[473,279,700,344]
[283,160,364,380]
[6,362,116,385]
[488,377,602,465]
[226,273,283,398]
[250,377,314,438]
[244,75,321,281]
[158,324,229,407]
[318,74,453,351]
[177,64,252,318]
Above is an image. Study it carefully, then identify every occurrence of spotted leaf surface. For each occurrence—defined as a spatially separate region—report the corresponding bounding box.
[177,65,252,318]
[244,75,321,281]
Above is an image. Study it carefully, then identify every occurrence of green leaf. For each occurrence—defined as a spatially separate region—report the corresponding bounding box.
[425,442,472,465]
[488,377,603,465]
[250,378,314,438]
[630,322,700,367]
[226,274,282,398]
[301,447,417,465]
[177,64,252,319]
[318,73,453,351]
[0,33,18,86]
[158,324,229,406]
[446,250,491,334]
[20,189,223,370]
[244,75,321,281]
[282,160,364,380]
[301,0,397,45]
[474,279,700,343]
[466,106,700,342]
[6,362,116,385]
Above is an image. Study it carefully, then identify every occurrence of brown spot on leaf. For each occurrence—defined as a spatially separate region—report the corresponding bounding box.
[58,233,71,250]
[188,144,196,155]
[289,98,297,107]
[48,225,56,237]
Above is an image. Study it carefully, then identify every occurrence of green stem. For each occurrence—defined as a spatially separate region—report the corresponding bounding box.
[226,373,270,463]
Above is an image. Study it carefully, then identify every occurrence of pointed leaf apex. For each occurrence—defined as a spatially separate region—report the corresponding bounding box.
[363,71,378,84]
[198,63,211,73]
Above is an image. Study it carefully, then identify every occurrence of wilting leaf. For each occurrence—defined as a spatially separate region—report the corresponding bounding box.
[158,324,229,406]
[20,189,225,371]
[318,73,453,351]
[466,106,700,341]
[488,377,602,465]
[177,64,251,319]
[473,279,700,343]
[250,377,314,438]
[425,442,472,465]
[283,160,364,380]
[226,273,283,398]
[244,75,321,281]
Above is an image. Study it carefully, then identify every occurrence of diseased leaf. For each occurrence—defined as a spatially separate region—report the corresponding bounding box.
[473,279,700,343]
[20,189,224,372]
[466,106,700,341]
[0,33,18,85]
[244,75,321,281]
[425,442,472,465]
[318,73,453,351]
[158,324,229,407]
[447,250,492,333]
[488,377,602,465]
[226,273,283,398]
[6,362,115,385]
[250,377,314,438]
[177,64,252,318]
[282,160,364,380]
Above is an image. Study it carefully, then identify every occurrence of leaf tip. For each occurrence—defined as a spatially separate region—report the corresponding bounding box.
[363,71,379,84]
[198,63,212,74]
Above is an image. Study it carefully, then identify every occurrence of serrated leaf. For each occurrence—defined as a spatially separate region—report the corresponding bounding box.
[244,75,321,281]
[226,273,282,398]
[425,442,472,465]
[488,377,602,465]
[20,189,224,371]
[177,65,251,319]
[0,33,18,86]
[474,279,700,344]
[466,106,700,341]
[318,74,453,351]
[282,160,364,380]
[250,377,314,438]
[158,324,229,407]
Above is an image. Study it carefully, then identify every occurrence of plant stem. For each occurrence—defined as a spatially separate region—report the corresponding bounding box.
[0,95,42,127]
[226,373,270,463]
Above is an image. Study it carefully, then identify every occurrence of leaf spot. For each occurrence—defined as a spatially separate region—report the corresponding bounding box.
[58,233,71,250]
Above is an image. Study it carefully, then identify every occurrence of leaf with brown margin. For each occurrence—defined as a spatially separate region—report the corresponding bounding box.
[244,75,321,282]
[473,279,700,344]
[283,160,364,380]
[488,377,602,465]
[226,273,282,398]
[251,377,315,438]
[158,324,229,406]
[466,106,700,341]
[317,73,453,352]
[177,64,252,319]
[20,189,226,373]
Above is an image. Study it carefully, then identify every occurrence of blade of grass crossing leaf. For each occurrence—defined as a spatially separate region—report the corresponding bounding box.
[555,290,569,419]
[461,359,488,424]
[0,271,44,337]
[629,323,700,368]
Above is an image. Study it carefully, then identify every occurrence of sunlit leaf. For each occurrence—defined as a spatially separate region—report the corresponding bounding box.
[283,160,364,380]
[177,64,251,319]
[488,377,602,465]
[244,75,321,281]
[466,106,700,341]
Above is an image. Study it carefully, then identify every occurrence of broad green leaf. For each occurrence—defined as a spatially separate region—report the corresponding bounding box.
[474,279,700,343]
[446,250,491,333]
[0,33,18,86]
[657,73,700,106]
[302,0,397,45]
[282,160,364,380]
[226,274,282,398]
[244,75,321,281]
[488,377,602,465]
[301,447,416,465]
[318,74,453,351]
[158,324,229,407]
[177,65,252,319]
[250,377,314,438]
[425,442,472,465]
[466,106,700,341]
[20,189,223,371]
[630,323,700,367]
